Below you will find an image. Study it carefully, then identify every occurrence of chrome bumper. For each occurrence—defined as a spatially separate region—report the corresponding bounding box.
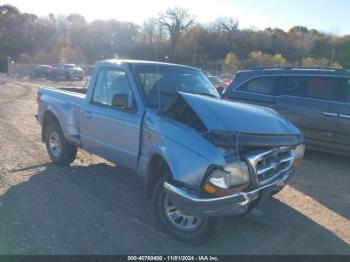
[164,170,293,217]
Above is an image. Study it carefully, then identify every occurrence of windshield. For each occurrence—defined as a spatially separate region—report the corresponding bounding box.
[134,64,220,108]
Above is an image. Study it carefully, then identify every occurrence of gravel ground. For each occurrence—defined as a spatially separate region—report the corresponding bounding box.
[0,75,349,254]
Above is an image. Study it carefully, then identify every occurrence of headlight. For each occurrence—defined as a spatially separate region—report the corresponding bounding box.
[293,144,305,167]
[203,161,250,196]
[223,161,250,186]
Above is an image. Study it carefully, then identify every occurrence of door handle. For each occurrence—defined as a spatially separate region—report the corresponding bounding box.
[84,111,92,119]
[323,112,338,118]
[339,114,350,120]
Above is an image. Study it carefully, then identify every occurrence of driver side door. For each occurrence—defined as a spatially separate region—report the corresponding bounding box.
[80,67,143,170]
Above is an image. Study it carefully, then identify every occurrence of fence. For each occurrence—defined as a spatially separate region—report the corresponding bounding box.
[8,63,38,77]
[8,63,94,77]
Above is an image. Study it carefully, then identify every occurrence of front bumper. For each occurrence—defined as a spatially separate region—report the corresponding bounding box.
[164,169,293,217]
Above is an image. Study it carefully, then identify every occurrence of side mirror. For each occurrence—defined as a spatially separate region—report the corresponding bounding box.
[112,93,128,109]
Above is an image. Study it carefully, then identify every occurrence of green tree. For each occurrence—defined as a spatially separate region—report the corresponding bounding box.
[271,54,287,66]
[222,52,240,73]
[301,57,316,67]
[301,56,342,68]
[246,51,287,67]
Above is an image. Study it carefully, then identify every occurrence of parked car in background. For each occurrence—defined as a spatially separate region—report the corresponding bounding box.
[221,74,235,84]
[33,65,52,78]
[207,75,228,94]
[36,60,304,243]
[52,64,84,80]
[223,67,350,156]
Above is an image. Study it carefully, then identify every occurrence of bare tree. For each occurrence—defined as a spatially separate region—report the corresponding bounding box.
[158,7,195,60]
[142,18,157,44]
[215,17,238,32]
[214,17,239,43]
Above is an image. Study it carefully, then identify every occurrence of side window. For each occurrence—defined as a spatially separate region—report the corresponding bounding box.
[281,76,340,102]
[92,68,134,108]
[281,77,308,97]
[238,77,277,95]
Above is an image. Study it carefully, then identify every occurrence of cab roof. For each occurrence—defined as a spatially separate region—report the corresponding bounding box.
[96,59,199,70]
[236,66,350,77]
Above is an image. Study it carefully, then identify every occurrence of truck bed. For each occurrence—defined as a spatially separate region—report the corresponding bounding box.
[57,87,88,95]
[38,86,86,145]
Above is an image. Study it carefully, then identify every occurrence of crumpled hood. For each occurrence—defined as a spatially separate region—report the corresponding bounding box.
[178,92,301,135]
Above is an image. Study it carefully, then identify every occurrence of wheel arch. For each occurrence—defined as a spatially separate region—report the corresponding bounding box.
[145,153,174,198]
[41,110,61,142]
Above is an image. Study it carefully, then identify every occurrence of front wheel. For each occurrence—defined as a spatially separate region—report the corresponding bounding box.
[45,122,77,166]
[152,174,220,244]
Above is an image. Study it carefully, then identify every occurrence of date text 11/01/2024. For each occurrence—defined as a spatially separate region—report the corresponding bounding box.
[127,256,219,261]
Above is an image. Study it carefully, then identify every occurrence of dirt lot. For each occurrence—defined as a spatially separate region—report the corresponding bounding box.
[0,75,349,254]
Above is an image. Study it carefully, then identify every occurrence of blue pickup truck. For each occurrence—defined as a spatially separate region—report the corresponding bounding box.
[36,60,304,243]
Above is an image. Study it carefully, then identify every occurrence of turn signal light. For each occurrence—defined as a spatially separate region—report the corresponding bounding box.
[203,182,247,197]
[293,144,305,168]
[293,158,303,168]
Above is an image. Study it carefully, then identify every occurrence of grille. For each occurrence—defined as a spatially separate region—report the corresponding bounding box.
[246,147,295,185]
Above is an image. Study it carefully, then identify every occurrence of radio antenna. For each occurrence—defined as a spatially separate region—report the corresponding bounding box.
[156,26,161,111]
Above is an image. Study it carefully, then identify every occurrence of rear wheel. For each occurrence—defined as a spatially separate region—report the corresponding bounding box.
[152,170,220,244]
[45,122,77,166]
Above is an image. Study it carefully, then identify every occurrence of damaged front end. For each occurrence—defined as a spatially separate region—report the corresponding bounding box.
[163,131,304,217]
[202,130,305,187]
[161,92,305,217]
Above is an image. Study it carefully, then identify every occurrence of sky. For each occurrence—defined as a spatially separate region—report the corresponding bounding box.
[3,0,350,35]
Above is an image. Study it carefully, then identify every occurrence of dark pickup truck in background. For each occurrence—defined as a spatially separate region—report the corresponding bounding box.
[51,64,84,80]
[224,67,350,156]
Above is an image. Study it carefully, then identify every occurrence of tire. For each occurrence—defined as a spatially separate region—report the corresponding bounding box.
[152,170,220,244]
[45,122,77,166]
